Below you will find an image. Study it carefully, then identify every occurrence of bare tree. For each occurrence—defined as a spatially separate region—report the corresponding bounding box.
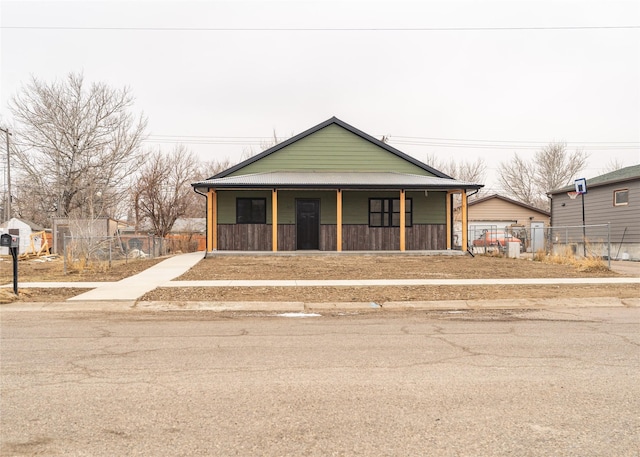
[601,158,627,174]
[239,129,291,161]
[424,154,487,199]
[200,157,234,178]
[9,72,147,225]
[132,145,200,237]
[497,154,541,207]
[181,157,235,218]
[498,142,589,210]
[534,142,588,196]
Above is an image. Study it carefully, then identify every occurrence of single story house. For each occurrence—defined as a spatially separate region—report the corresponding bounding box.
[548,164,640,260]
[463,194,550,252]
[192,117,483,253]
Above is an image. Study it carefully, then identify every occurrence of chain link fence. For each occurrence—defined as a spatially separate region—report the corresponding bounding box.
[466,223,612,265]
[62,234,200,274]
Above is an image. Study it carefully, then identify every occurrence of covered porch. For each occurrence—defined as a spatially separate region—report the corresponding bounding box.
[199,176,473,253]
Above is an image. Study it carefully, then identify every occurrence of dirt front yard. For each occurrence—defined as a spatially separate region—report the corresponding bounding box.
[0,256,166,283]
[141,254,637,303]
[0,256,166,303]
[175,254,619,280]
[3,253,637,304]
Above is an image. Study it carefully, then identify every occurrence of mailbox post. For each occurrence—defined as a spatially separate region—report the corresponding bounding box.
[1,233,19,295]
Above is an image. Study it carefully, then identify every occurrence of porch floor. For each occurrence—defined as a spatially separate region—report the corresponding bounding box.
[204,250,468,257]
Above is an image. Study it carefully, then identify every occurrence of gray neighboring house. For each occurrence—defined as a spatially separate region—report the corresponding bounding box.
[548,164,640,260]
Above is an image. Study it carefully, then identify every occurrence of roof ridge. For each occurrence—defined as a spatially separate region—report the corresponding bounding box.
[209,117,452,180]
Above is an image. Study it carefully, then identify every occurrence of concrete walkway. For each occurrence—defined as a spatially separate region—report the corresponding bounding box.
[66,251,204,301]
[166,277,640,287]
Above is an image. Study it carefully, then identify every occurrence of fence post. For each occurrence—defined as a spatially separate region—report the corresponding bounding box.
[531,227,535,256]
[63,235,67,275]
[109,237,112,268]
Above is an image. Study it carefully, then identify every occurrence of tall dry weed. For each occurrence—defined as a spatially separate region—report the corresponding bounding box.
[535,242,609,272]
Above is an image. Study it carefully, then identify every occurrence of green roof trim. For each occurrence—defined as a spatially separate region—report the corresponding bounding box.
[548,164,640,194]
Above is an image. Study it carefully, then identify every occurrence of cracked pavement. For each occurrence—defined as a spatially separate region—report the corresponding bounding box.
[1,307,639,456]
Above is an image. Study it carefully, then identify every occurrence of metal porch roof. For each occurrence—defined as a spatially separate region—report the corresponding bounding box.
[192,171,483,190]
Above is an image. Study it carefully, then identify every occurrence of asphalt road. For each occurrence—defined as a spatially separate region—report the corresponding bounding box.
[1,308,639,457]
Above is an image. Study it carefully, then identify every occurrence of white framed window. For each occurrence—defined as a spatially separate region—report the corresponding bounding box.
[614,189,629,206]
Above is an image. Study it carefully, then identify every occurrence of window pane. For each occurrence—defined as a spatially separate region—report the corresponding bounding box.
[392,199,400,212]
[237,198,266,223]
[405,199,412,211]
[405,212,412,227]
[237,199,250,223]
[370,199,381,212]
[391,213,400,226]
[252,199,266,222]
[615,190,629,205]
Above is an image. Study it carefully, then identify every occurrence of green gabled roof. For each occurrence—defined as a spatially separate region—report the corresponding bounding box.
[548,164,640,195]
[212,117,452,179]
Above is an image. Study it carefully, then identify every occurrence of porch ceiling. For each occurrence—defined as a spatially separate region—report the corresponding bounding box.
[193,171,483,191]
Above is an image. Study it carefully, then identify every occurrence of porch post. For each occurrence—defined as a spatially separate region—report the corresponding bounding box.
[446,191,452,249]
[336,189,342,252]
[461,190,468,252]
[272,189,278,252]
[399,189,406,251]
[207,189,217,251]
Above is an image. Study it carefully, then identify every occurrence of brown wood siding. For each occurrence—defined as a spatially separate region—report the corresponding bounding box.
[342,225,400,250]
[277,225,337,251]
[340,224,445,250]
[405,224,447,250]
[277,225,296,251]
[217,223,445,251]
[218,224,272,251]
[320,225,337,251]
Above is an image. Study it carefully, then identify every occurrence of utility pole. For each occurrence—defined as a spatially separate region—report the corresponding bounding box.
[0,127,11,221]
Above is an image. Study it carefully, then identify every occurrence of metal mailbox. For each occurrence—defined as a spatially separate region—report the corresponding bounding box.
[0,233,19,248]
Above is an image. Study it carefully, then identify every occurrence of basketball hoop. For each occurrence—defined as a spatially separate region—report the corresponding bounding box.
[567,191,579,200]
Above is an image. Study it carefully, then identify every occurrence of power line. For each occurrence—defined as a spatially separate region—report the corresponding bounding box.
[144,134,640,151]
[390,141,639,150]
[3,25,639,32]
[390,135,640,145]
[148,133,640,144]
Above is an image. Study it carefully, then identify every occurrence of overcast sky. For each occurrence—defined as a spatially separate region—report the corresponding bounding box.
[1,0,639,194]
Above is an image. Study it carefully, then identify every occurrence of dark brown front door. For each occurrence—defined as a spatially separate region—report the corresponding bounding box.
[296,199,320,250]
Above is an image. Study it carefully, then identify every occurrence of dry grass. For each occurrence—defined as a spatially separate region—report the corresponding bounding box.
[142,283,640,303]
[0,255,167,283]
[3,252,631,305]
[535,245,610,273]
